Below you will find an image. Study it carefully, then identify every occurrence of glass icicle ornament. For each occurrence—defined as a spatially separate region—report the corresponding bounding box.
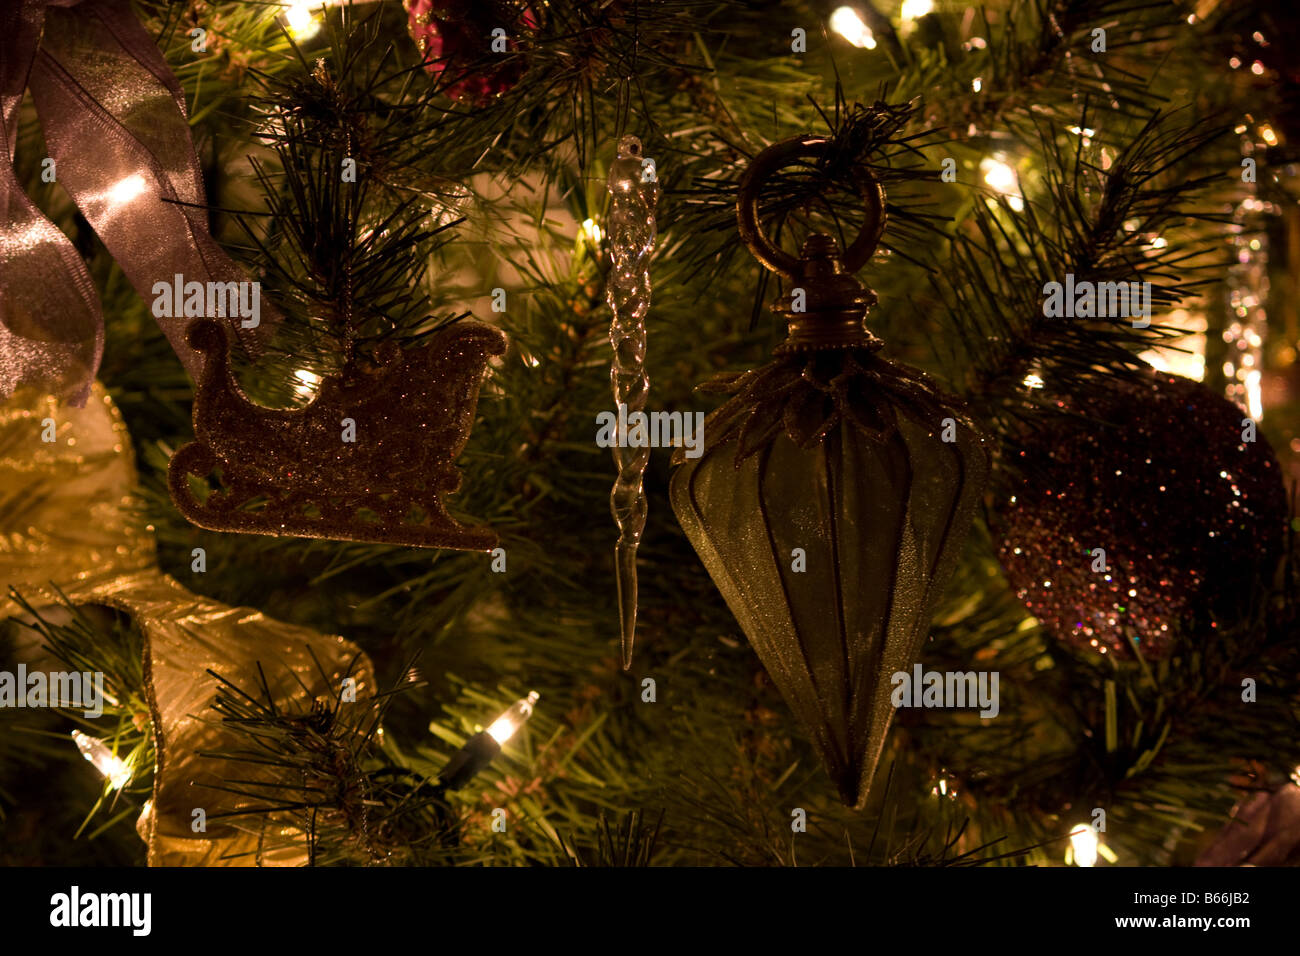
[670,136,988,809]
[605,135,660,669]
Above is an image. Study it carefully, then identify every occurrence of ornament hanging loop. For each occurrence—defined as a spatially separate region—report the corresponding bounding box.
[736,135,886,279]
[738,136,887,351]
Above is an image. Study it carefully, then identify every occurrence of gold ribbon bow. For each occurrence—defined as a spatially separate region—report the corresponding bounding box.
[0,383,374,865]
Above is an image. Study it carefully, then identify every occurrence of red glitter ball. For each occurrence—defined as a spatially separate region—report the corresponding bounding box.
[405,0,536,102]
[991,370,1288,659]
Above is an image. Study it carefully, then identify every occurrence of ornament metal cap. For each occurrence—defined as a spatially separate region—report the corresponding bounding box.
[736,135,887,352]
[771,233,882,352]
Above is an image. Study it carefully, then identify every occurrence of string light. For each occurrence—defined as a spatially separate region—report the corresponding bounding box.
[1066,125,1096,147]
[1224,136,1275,422]
[284,1,323,40]
[71,731,131,790]
[1066,823,1118,865]
[901,0,933,19]
[1140,309,1206,381]
[292,369,322,399]
[435,692,540,790]
[980,156,1024,211]
[830,7,877,49]
[1068,825,1098,866]
[486,691,540,745]
[580,217,604,246]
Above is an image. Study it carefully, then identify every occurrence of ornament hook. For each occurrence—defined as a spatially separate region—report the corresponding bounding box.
[736,135,886,279]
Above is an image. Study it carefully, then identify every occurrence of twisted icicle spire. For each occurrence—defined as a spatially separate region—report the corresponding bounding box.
[606,134,659,669]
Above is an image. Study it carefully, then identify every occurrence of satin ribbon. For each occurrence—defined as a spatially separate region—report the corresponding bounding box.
[0,0,276,407]
[0,382,375,866]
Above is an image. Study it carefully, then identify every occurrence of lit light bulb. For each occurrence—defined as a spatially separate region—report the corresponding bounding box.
[980,156,1024,211]
[72,731,131,790]
[1140,309,1206,382]
[284,1,322,40]
[580,218,604,246]
[901,0,933,19]
[1260,124,1278,147]
[831,7,877,49]
[486,691,540,745]
[1065,125,1096,147]
[435,691,542,790]
[1069,824,1098,867]
[292,368,322,399]
[1245,369,1263,421]
[1023,372,1044,390]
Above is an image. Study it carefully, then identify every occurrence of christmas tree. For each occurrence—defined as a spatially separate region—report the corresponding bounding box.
[1,0,1298,871]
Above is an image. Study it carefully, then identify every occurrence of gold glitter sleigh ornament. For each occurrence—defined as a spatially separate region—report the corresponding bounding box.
[168,318,506,550]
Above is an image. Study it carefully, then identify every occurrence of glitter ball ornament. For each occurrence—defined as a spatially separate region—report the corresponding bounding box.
[405,0,536,101]
[670,136,988,809]
[992,369,1288,659]
[168,318,505,550]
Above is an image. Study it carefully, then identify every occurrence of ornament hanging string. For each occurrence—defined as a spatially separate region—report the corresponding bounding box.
[0,0,280,407]
[605,134,659,669]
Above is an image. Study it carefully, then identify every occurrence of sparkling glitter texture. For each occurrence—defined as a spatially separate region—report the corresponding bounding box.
[606,134,660,669]
[670,136,989,809]
[168,318,506,550]
[992,370,1288,659]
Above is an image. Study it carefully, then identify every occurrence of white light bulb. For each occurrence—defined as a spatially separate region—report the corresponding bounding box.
[486,691,540,745]
[901,0,933,19]
[980,157,1024,211]
[1069,824,1099,867]
[292,368,322,399]
[581,218,604,245]
[831,8,877,49]
[285,1,322,40]
[1245,369,1263,421]
[72,731,131,790]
